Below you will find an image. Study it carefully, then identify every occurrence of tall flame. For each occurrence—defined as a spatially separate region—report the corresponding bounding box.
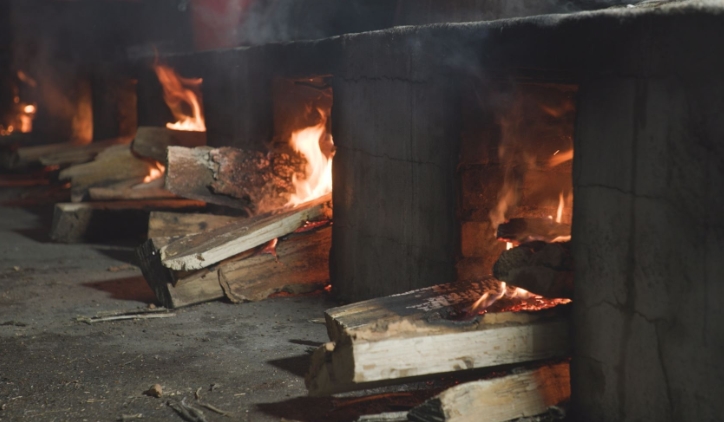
[555,192,565,224]
[153,64,206,132]
[286,114,334,206]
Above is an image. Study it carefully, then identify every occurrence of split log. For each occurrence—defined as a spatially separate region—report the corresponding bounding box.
[38,137,131,166]
[131,126,206,163]
[493,241,574,299]
[50,199,205,243]
[138,226,330,308]
[147,211,241,239]
[165,145,302,212]
[496,218,570,244]
[219,225,330,302]
[158,193,331,271]
[407,363,570,422]
[306,280,571,395]
[58,144,161,202]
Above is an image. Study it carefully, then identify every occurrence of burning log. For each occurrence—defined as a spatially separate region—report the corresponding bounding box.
[50,200,205,243]
[493,241,574,299]
[59,144,162,202]
[147,211,241,239]
[496,218,570,244]
[131,126,206,163]
[306,279,571,396]
[164,145,301,212]
[407,363,570,422]
[138,226,330,308]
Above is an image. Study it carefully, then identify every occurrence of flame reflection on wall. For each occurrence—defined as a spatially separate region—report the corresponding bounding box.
[153,64,206,132]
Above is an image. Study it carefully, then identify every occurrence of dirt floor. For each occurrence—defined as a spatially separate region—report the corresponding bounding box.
[0,182,431,422]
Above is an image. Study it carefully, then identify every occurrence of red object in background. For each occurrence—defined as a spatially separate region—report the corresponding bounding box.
[190,0,254,51]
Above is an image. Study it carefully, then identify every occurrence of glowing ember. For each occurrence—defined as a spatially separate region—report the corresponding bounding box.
[467,280,571,316]
[143,162,166,184]
[549,149,573,167]
[506,242,513,250]
[153,64,206,132]
[286,111,334,206]
[555,192,565,223]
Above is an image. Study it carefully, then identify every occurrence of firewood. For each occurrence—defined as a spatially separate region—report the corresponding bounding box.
[493,241,573,298]
[138,227,330,308]
[147,211,241,239]
[158,193,331,271]
[306,282,571,396]
[131,126,206,163]
[50,200,205,243]
[219,226,330,302]
[407,363,570,422]
[164,145,302,212]
[496,218,570,244]
[38,137,131,166]
[58,144,161,202]
[87,178,178,201]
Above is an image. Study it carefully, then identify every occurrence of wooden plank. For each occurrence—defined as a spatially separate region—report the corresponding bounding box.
[407,363,570,422]
[131,126,206,163]
[50,200,205,243]
[58,144,160,202]
[147,211,241,239]
[87,178,178,201]
[219,226,330,302]
[38,137,131,166]
[164,145,301,213]
[160,193,331,271]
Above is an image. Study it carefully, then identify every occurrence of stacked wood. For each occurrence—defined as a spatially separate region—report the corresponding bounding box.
[136,194,332,308]
[131,126,206,163]
[165,145,302,213]
[59,144,162,202]
[0,137,130,170]
[87,178,178,201]
[496,218,570,244]
[50,199,205,243]
[305,278,571,396]
[493,241,574,298]
[407,363,570,422]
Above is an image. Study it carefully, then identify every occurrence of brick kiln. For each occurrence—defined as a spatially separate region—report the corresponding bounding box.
[1,1,723,421]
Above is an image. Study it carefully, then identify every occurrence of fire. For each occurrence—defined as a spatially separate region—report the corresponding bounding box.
[549,149,573,167]
[555,192,564,223]
[143,162,166,183]
[153,64,206,132]
[468,281,538,314]
[286,114,334,206]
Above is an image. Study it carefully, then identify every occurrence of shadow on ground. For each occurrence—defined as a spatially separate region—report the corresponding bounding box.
[82,275,156,303]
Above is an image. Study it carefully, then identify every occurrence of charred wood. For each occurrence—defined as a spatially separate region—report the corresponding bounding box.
[493,241,573,299]
[131,126,206,163]
[147,211,241,239]
[164,145,302,213]
[496,218,570,244]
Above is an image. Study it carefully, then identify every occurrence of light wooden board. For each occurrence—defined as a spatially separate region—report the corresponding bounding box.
[132,126,206,163]
[407,363,570,422]
[147,211,241,239]
[160,193,331,271]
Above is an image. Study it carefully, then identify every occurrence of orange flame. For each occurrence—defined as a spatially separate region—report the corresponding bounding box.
[469,281,539,314]
[549,149,573,167]
[286,114,334,206]
[143,162,166,184]
[555,192,565,224]
[153,64,206,132]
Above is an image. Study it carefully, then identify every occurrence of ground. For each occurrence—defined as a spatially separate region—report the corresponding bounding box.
[0,183,418,422]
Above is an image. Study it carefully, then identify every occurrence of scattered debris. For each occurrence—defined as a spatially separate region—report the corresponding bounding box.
[209,383,219,392]
[107,264,137,272]
[197,402,231,417]
[118,414,143,421]
[76,308,175,324]
[355,412,409,422]
[12,266,20,272]
[168,397,208,422]
[143,384,163,398]
[194,387,202,400]
[0,321,27,327]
